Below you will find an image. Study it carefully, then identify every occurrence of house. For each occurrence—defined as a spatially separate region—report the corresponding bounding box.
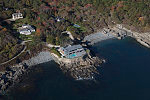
[19,28,31,35]
[58,45,86,59]
[19,24,35,35]
[12,13,23,20]
[22,24,35,32]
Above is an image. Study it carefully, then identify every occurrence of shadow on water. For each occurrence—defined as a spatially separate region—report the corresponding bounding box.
[4,61,103,100]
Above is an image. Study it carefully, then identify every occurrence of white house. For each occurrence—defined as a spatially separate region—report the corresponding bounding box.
[12,13,23,20]
[19,28,31,35]
[22,24,35,32]
[19,24,35,35]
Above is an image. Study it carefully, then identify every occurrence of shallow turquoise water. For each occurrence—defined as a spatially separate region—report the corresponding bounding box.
[4,37,150,100]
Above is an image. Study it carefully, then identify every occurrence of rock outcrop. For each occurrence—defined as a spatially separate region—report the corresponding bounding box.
[110,24,150,48]
[0,51,53,94]
[51,52,104,80]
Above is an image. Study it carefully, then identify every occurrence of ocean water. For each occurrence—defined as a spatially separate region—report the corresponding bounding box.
[3,37,150,100]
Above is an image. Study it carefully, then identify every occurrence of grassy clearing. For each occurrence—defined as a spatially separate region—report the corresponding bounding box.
[50,47,61,58]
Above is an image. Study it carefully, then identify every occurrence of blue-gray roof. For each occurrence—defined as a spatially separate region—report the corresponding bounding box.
[64,45,82,52]
[62,45,86,59]
[19,28,30,32]
[73,24,81,28]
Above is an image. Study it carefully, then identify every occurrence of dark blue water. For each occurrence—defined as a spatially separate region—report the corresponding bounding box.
[4,38,150,100]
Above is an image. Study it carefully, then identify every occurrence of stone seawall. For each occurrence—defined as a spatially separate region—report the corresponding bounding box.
[0,51,53,94]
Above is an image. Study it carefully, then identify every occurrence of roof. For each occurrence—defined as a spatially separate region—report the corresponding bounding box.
[19,24,35,33]
[22,24,35,31]
[60,44,86,59]
[64,45,82,52]
[73,24,81,28]
[12,13,22,16]
[19,28,30,32]
[19,28,31,35]
[22,24,31,28]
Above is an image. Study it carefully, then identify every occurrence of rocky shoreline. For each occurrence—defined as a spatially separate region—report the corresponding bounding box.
[0,51,53,94]
[1,23,149,94]
[109,24,150,48]
[83,24,150,48]
[126,29,150,48]
[0,30,109,94]
[51,50,105,80]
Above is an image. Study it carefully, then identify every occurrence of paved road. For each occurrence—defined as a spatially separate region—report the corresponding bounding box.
[0,45,26,66]
[0,40,32,66]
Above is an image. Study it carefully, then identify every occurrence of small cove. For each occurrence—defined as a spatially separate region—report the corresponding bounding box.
[4,37,150,100]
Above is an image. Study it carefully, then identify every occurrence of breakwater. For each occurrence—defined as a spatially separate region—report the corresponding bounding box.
[0,51,53,94]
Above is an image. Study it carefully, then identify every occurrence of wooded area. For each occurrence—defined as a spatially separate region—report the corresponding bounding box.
[0,0,150,63]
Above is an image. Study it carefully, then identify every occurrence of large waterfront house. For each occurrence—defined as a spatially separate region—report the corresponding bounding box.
[12,13,23,20]
[58,45,86,59]
[19,24,35,35]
